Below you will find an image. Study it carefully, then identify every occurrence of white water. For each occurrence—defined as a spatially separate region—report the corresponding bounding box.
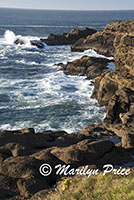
[0,30,113,133]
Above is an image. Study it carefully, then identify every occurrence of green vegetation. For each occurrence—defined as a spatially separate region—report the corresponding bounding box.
[47,170,134,200]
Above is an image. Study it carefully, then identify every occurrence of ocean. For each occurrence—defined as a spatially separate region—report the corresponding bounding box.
[0,8,134,133]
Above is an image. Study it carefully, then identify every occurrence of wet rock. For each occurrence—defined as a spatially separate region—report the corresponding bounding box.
[30,40,45,49]
[59,55,112,79]
[14,38,25,45]
[41,27,97,45]
[14,38,45,49]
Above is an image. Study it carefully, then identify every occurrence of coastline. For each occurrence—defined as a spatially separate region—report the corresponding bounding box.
[1,20,134,199]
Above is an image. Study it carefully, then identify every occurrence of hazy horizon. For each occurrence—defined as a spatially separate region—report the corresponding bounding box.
[0,0,134,11]
[0,7,134,11]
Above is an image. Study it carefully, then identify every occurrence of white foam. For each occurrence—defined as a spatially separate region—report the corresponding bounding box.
[69,49,113,61]
[4,30,16,45]
[0,37,107,133]
[1,30,40,48]
[0,25,84,28]
[15,59,38,66]
[56,48,113,65]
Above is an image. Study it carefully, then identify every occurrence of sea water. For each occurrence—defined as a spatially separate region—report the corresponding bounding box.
[0,8,134,133]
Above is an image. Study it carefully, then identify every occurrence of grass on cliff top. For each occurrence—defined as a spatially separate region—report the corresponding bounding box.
[47,170,134,200]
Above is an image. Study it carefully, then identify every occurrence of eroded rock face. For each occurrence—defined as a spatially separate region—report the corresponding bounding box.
[57,56,112,79]
[71,20,134,56]
[92,30,134,124]
[40,27,97,45]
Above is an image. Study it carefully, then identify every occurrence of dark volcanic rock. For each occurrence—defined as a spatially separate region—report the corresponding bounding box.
[58,55,112,79]
[41,27,97,45]
[71,20,134,56]
[14,38,25,45]
[14,38,45,49]
[30,40,45,49]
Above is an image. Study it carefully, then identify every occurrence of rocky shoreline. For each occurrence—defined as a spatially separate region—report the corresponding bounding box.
[1,20,134,199]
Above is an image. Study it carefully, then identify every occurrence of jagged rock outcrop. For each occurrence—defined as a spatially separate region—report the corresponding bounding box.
[56,56,112,79]
[40,27,97,45]
[71,20,134,56]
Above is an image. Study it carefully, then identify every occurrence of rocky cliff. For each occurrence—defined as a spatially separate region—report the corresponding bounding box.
[92,32,134,124]
[71,20,134,57]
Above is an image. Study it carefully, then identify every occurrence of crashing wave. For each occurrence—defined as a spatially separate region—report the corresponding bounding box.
[2,30,45,48]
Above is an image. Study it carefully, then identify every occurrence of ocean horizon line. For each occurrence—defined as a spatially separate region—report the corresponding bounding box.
[0,7,134,12]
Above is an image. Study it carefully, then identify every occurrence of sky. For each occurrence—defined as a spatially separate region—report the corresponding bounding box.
[0,0,134,10]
